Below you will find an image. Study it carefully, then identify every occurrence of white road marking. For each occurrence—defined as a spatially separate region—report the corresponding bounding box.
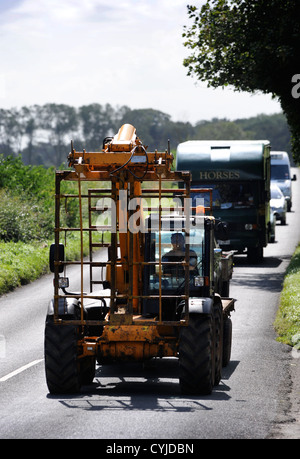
[0,359,44,382]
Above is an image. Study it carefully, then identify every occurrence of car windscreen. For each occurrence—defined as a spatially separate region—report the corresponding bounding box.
[271,164,290,180]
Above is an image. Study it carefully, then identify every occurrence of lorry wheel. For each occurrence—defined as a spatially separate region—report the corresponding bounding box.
[247,246,263,264]
[213,301,223,386]
[179,314,215,395]
[222,317,232,367]
[44,317,81,394]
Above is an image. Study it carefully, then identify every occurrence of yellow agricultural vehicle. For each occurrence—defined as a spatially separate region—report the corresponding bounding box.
[44,124,235,395]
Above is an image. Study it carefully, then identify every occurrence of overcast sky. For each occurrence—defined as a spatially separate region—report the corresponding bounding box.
[0,0,281,124]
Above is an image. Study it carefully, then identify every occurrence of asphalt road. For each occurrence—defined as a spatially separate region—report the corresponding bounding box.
[0,169,299,440]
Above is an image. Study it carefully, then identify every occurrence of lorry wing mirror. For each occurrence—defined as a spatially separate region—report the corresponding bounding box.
[215,220,229,241]
[49,243,65,273]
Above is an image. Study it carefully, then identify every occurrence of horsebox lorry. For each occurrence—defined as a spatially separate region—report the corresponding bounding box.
[176,140,271,263]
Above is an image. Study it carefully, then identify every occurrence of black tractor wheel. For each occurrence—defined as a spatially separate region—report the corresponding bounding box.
[44,317,81,394]
[179,314,215,395]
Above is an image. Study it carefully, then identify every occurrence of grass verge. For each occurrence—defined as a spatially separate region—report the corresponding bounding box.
[0,234,90,296]
[274,243,300,348]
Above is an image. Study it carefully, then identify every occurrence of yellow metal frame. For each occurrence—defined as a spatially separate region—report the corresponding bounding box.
[52,124,213,361]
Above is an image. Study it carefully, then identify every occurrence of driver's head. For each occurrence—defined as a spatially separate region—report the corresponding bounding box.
[171,232,185,249]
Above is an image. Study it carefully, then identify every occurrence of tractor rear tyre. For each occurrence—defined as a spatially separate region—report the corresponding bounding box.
[44,317,81,394]
[179,314,215,395]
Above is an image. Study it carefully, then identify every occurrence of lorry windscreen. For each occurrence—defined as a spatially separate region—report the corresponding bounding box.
[192,182,256,209]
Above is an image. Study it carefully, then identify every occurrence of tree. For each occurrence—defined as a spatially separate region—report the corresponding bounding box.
[183,0,300,164]
[79,103,115,150]
[192,118,251,141]
[0,108,23,156]
[20,105,39,164]
[39,104,78,165]
[236,114,292,158]
[119,108,172,150]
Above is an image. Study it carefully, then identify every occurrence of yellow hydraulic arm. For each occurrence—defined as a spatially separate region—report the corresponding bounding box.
[67,124,174,312]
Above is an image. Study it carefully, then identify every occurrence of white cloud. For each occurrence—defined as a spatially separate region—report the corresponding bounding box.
[0,0,281,124]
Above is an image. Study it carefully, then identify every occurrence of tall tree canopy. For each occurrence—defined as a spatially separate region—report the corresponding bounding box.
[183,0,300,164]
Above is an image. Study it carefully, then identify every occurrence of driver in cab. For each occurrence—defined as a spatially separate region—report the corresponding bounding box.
[162,232,198,277]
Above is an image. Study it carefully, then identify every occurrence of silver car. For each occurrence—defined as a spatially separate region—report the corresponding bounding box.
[270,183,287,225]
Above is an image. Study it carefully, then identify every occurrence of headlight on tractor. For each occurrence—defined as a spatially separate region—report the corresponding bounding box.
[194,276,204,287]
[58,277,69,288]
